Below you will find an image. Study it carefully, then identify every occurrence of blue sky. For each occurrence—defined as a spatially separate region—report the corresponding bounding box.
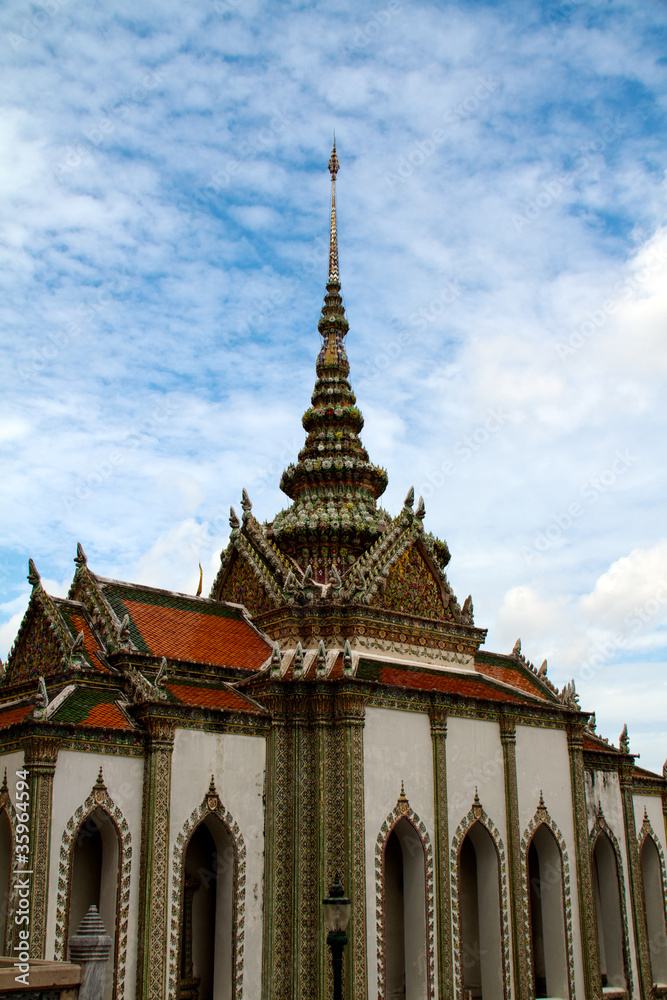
[1,0,666,770]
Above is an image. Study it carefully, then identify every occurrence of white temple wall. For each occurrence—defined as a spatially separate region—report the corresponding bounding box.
[445,716,506,832]
[584,769,624,833]
[47,750,144,997]
[634,793,666,845]
[363,705,435,1000]
[169,727,266,1000]
[515,724,585,1000]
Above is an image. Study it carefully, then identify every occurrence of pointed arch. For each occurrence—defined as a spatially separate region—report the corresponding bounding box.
[589,808,633,995]
[167,780,247,1000]
[374,788,435,1000]
[637,812,667,985]
[54,772,131,1000]
[520,797,575,1000]
[0,781,18,955]
[450,793,511,1000]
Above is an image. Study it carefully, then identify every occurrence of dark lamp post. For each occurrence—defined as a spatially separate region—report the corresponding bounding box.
[323,876,351,1000]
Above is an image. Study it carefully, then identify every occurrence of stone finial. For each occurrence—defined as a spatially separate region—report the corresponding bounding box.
[404,486,415,508]
[74,542,88,567]
[241,488,252,514]
[512,638,521,656]
[537,659,547,677]
[415,496,425,519]
[586,712,597,734]
[293,641,304,674]
[619,724,630,753]
[229,506,240,529]
[330,565,343,592]
[462,595,474,624]
[69,905,112,1000]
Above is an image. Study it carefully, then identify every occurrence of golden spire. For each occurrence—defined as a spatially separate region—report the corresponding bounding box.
[328,139,340,284]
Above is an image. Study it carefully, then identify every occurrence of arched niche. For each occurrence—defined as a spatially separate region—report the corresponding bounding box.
[450,794,510,1000]
[383,817,428,1000]
[55,773,132,1000]
[375,789,435,1000]
[0,807,12,954]
[178,814,234,1000]
[458,823,504,1000]
[168,780,246,1000]
[521,798,574,1000]
[591,827,629,992]
[639,825,667,987]
[69,807,120,1000]
[527,826,568,999]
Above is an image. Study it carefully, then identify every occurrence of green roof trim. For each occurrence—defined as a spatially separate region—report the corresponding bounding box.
[103,584,246,621]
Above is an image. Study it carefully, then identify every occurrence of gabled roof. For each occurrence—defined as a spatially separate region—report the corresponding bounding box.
[93,577,272,671]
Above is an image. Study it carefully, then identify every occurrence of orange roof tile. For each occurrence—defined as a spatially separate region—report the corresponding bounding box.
[82,702,133,730]
[358,660,531,703]
[0,703,34,729]
[122,599,270,670]
[475,660,548,698]
[167,683,264,714]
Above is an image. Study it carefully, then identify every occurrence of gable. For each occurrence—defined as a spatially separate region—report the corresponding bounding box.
[5,599,68,686]
[372,544,449,621]
[218,553,276,617]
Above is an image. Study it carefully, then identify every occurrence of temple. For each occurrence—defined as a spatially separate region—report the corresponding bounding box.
[0,144,665,1000]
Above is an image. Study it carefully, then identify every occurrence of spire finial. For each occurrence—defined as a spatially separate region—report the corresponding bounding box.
[327,140,340,285]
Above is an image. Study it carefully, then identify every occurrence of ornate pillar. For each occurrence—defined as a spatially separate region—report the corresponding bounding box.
[337,691,368,1000]
[23,735,59,958]
[261,694,294,1000]
[619,760,652,1000]
[567,724,601,1000]
[429,706,453,1000]
[499,715,530,1000]
[135,713,176,1000]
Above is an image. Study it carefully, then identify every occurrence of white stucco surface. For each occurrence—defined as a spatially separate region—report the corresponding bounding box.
[445,716,506,835]
[363,705,435,1000]
[633,793,666,845]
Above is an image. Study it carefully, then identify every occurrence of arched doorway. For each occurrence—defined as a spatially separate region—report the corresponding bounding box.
[178,814,235,1000]
[640,834,667,986]
[69,808,119,1000]
[592,831,627,991]
[527,824,568,999]
[383,816,429,1000]
[458,822,503,1000]
[0,809,11,953]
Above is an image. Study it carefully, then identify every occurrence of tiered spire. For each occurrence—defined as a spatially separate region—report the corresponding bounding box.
[269,143,388,582]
